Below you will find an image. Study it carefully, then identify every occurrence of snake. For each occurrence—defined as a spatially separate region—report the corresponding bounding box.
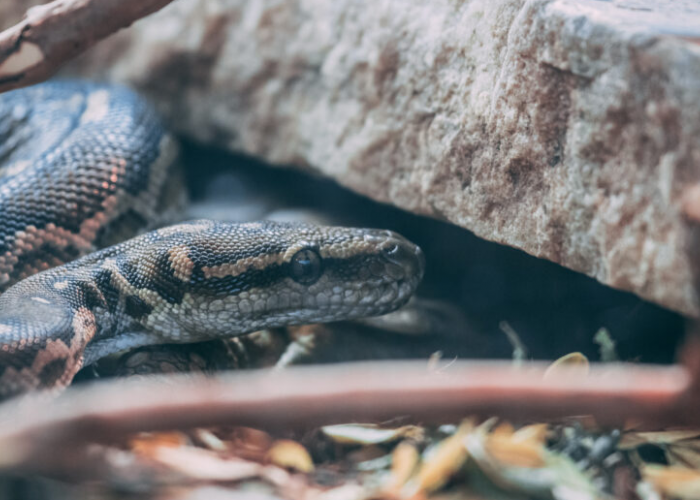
[0,81,425,401]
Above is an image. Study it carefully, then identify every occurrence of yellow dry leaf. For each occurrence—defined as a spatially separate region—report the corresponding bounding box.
[384,441,420,495]
[543,352,589,379]
[467,423,599,498]
[491,422,516,438]
[267,439,314,473]
[471,420,547,469]
[129,431,189,457]
[406,420,474,496]
[643,465,700,500]
[512,424,548,446]
[485,433,545,468]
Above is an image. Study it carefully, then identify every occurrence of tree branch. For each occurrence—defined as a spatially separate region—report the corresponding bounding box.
[0,0,175,93]
[0,359,693,477]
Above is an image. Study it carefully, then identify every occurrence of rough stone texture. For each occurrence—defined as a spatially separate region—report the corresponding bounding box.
[25,0,700,315]
[0,1,48,30]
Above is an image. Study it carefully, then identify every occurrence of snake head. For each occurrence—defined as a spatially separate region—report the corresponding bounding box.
[150,220,426,337]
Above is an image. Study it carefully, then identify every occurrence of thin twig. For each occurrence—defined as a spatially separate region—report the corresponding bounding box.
[0,359,692,477]
[0,0,175,93]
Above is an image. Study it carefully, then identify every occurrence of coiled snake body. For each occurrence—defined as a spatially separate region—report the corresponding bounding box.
[0,81,424,400]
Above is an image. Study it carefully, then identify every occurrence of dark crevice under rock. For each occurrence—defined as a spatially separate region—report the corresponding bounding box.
[182,141,685,364]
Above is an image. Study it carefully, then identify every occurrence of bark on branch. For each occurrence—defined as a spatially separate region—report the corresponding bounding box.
[0,0,175,93]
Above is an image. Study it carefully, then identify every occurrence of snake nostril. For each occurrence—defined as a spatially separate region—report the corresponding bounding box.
[379,238,425,281]
[383,244,400,257]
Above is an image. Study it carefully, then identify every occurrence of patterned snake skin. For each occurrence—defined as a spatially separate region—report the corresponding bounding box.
[0,81,424,400]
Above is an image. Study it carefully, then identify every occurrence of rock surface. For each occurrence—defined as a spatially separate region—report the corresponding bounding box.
[19,0,700,315]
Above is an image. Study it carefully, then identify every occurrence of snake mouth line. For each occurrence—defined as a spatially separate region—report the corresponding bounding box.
[271,280,419,320]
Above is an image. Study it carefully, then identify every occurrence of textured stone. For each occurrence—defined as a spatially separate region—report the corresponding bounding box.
[58,0,700,316]
[0,2,44,30]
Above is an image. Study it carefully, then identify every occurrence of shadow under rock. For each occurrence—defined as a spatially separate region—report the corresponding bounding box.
[181,140,684,364]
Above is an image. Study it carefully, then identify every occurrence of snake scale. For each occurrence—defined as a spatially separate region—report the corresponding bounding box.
[0,81,424,400]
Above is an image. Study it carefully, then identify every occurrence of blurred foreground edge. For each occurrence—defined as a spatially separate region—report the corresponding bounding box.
[2,339,700,479]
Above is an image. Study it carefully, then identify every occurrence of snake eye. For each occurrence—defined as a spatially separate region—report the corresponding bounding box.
[290,249,322,285]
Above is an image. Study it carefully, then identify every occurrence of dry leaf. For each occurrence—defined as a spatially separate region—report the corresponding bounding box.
[426,351,443,371]
[383,441,420,494]
[322,424,423,446]
[129,431,189,457]
[491,422,516,438]
[667,442,700,469]
[620,430,700,468]
[404,420,474,496]
[151,446,264,482]
[223,427,274,460]
[348,445,390,465]
[485,433,545,468]
[267,440,315,473]
[642,465,700,500]
[190,429,227,452]
[314,483,373,500]
[544,353,589,379]
[466,421,599,499]
[467,420,546,469]
[619,430,700,449]
[512,424,548,445]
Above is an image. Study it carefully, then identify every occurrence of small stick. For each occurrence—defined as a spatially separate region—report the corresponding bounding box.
[0,360,691,476]
[0,0,175,93]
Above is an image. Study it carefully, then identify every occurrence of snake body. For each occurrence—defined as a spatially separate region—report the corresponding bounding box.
[0,80,180,289]
[0,82,424,400]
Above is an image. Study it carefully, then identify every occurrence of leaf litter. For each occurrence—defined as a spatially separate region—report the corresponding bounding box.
[21,329,700,499]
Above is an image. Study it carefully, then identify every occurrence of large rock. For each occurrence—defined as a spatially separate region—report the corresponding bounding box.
[65,0,700,316]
